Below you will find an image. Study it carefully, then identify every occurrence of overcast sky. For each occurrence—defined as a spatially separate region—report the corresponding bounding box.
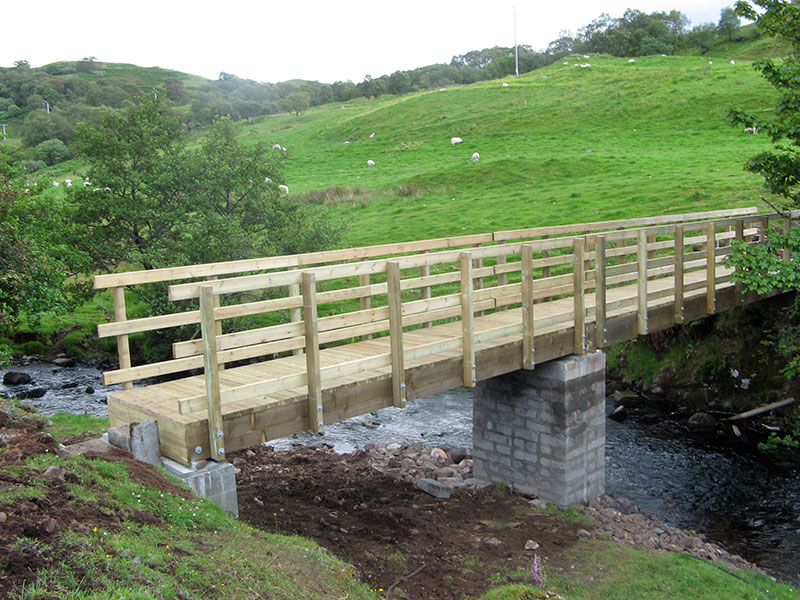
[2,1,739,84]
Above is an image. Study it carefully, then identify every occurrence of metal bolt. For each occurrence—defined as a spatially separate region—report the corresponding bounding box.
[317,406,322,412]
[401,398,407,405]
[603,328,608,333]
[217,448,225,456]
[472,363,476,370]
[681,316,685,322]
[318,421,323,428]
[216,431,223,439]
[531,361,536,367]
[681,306,685,311]
[604,339,608,344]
[472,377,477,383]
[400,383,406,390]
[645,317,649,321]
[194,446,203,454]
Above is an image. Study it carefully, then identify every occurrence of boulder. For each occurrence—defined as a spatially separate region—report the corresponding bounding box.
[3,372,31,385]
[608,405,627,422]
[417,477,452,499]
[686,412,718,433]
[613,388,644,408]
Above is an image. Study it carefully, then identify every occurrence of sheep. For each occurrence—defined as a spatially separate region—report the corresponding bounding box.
[281,146,287,152]
[369,132,376,138]
[563,61,569,65]
[628,58,635,63]
[731,59,736,65]
[451,137,463,145]
[579,63,591,68]
[471,152,480,162]
[279,184,289,193]
[272,143,281,150]
[264,177,272,183]
[744,126,758,134]
[64,179,72,187]
[501,82,510,87]
[367,159,375,166]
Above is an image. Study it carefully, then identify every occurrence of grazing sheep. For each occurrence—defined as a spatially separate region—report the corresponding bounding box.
[64,179,72,187]
[744,126,758,134]
[51,181,59,187]
[731,59,736,65]
[367,159,375,166]
[501,82,510,87]
[264,177,272,183]
[628,58,635,63]
[272,143,281,150]
[281,146,287,151]
[579,63,591,68]
[471,152,480,162]
[279,184,289,193]
[563,61,569,65]
[451,137,463,145]
[369,132,376,138]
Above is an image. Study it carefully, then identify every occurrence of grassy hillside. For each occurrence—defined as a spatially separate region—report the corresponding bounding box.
[243,53,776,247]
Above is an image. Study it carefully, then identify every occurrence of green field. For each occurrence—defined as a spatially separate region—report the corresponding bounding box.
[236,53,775,247]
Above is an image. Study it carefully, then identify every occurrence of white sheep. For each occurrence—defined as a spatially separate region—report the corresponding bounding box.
[451,137,463,145]
[369,132,376,138]
[731,59,736,65]
[264,177,272,183]
[744,126,758,134]
[281,146,287,152]
[367,159,375,166]
[272,143,281,150]
[471,152,480,162]
[64,179,72,187]
[501,82,510,87]
[279,184,289,193]
[628,58,635,63]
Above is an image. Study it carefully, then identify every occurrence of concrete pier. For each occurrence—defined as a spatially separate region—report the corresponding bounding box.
[473,351,606,507]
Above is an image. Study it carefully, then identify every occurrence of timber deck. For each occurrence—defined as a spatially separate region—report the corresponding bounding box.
[95,208,793,465]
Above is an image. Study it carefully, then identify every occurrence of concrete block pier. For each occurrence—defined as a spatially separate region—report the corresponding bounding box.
[473,351,606,506]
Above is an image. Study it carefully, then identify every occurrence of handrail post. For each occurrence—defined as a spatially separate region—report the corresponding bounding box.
[783,215,792,261]
[419,251,432,327]
[206,275,225,370]
[302,272,323,433]
[472,243,484,317]
[386,261,406,407]
[200,285,225,460]
[734,219,744,305]
[595,236,607,348]
[497,240,507,311]
[358,274,373,338]
[573,238,586,354]
[112,286,133,391]
[460,252,476,386]
[673,225,685,323]
[637,230,649,335]
[521,244,535,368]
[289,282,303,354]
[706,222,717,315]
[540,234,551,303]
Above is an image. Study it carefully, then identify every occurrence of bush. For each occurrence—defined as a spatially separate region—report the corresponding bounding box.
[17,160,47,174]
[34,139,71,166]
[61,330,88,358]
[19,340,47,356]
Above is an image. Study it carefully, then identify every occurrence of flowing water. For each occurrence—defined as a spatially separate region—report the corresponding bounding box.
[2,362,799,581]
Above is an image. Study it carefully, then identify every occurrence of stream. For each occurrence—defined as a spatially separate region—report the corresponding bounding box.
[2,362,799,582]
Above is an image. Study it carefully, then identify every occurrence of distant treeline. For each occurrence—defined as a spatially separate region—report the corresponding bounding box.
[0,7,753,170]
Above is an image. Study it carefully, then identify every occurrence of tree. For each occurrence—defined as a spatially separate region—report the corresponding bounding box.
[727,1,800,379]
[34,138,71,166]
[280,91,310,119]
[718,7,741,40]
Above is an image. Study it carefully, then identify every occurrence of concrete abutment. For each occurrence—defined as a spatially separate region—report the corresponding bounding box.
[473,351,606,507]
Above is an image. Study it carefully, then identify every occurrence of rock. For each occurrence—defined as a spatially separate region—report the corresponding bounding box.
[614,389,644,408]
[52,357,76,368]
[0,512,7,523]
[463,478,494,489]
[3,372,31,385]
[130,420,161,466]
[430,447,448,465]
[608,405,627,422]
[448,447,469,464]
[438,477,467,489]
[577,529,592,538]
[433,466,457,479]
[85,386,95,394]
[483,536,503,548]
[24,387,47,399]
[524,539,540,550]
[107,425,132,452]
[687,412,718,433]
[386,442,402,453]
[43,466,66,481]
[529,499,548,510]
[417,477,451,499]
[39,518,57,535]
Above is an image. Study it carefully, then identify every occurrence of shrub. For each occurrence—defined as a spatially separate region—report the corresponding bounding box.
[19,340,47,356]
[34,139,71,166]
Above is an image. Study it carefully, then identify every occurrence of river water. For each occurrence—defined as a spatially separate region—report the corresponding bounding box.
[2,362,798,581]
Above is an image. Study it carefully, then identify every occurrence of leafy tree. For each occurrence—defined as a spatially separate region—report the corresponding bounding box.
[686,23,719,54]
[718,7,741,40]
[34,138,71,166]
[387,70,412,95]
[280,91,310,119]
[727,0,800,383]
[21,110,75,147]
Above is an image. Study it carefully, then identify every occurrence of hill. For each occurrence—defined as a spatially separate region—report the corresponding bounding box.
[247,53,776,246]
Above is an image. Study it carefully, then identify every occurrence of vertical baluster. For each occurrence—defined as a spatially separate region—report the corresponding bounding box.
[637,230,649,335]
[302,273,323,433]
[522,244,535,368]
[673,225,685,323]
[386,261,406,407]
[200,285,225,460]
[112,286,133,391]
[595,236,607,348]
[706,222,717,315]
[460,252,476,386]
[573,238,586,354]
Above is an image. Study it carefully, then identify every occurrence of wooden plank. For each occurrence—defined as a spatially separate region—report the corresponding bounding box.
[200,286,225,460]
[521,244,535,368]
[783,216,792,261]
[734,219,743,306]
[674,225,685,323]
[637,230,648,335]
[573,239,586,354]
[289,283,303,355]
[461,252,476,386]
[112,286,133,391]
[595,236,607,348]
[419,252,432,327]
[358,274,373,339]
[386,261,406,407]
[302,272,323,433]
[706,222,717,315]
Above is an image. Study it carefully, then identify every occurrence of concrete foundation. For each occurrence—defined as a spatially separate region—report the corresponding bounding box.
[161,458,239,518]
[473,351,606,507]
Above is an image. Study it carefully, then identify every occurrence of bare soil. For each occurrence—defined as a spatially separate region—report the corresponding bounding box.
[233,444,587,599]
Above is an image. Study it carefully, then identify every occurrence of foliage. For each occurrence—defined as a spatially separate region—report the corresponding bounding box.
[281,91,310,119]
[719,7,742,40]
[34,138,71,166]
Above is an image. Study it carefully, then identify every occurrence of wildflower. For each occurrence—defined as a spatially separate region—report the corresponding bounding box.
[530,555,542,585]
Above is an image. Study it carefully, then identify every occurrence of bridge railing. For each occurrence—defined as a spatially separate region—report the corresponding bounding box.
[94,208,758,391]
[97,211,796,440]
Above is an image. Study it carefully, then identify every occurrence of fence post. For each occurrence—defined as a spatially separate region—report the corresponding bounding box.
[706,222,717,315]
[112,286,133,391]
[497,240,507,311]
[386,261,406,408]
[419,251,432,327]
[200,285,225,460]
[358,274,373,339]
[302,272,323,433]
[734,219,744,305]
[573,238,586,354]
[206,276,225,370]
[637,230,649,335]
[522,244,535,368]
[783,216,792,261]
[594,236,607,348]
[460,252,476,386]
[540,234,551,303]
[673,225,685,323]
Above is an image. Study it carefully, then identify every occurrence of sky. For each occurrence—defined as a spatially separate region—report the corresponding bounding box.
[2,0,739,84]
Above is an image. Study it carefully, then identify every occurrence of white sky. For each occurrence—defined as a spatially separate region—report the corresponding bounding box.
[2,1,737,84]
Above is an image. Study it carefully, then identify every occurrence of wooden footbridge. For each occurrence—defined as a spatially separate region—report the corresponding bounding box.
[95,207,793,466]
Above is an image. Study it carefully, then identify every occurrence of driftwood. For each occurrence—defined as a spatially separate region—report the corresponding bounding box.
[724,397,796,422]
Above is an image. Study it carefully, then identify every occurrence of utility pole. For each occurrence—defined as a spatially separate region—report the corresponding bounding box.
[42,101,51,114]
[514,6,520,77]
[0,124,7,140]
